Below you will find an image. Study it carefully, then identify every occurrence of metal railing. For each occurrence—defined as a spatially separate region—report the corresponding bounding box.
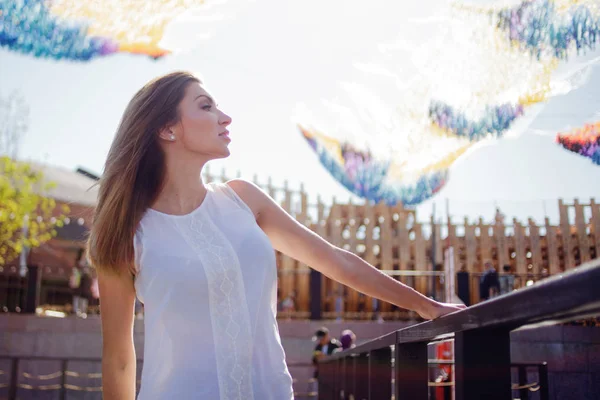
[318,258,600,400]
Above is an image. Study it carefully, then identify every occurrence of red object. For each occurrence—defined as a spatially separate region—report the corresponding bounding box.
[435,341,452,399]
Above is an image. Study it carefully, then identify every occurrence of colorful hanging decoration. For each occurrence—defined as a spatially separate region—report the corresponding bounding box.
[0,0,210,61]
[429,56,560,139]
[430,0,600,140]
[556,122,600,165]
[299,125,452,206]
[427,71,555,140]
[298,1,599,206]
[429,101,525,141]
[496,0,600,60]
[432,0,600,140]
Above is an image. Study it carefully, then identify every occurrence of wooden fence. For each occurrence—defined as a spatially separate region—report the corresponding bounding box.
[2,166,598,320]
[202,166,600,316]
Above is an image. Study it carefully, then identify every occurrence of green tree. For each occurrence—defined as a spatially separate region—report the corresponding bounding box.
[0,156,69,265]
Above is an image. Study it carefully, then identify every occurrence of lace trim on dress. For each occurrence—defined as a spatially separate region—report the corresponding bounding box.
[173,209,255,400]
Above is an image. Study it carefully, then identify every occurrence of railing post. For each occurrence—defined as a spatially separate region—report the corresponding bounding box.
[394,342,428,400]
[518,364,528,400]
[347,355,357,400]
[539,362,550,400]
[332,360,339,400]
[368,347,392,400]
[23,265,41,313]
[339,355,354,400]
[333,358,341,400]
[60,359,68,400]
[344,356,353,400]
[454,328,512,400]
[338,358,344,399]
[9,357,18,400]
[338,357,345,400]
[319,362,327,400]
[318,361,334,400]
[355,353,369,400]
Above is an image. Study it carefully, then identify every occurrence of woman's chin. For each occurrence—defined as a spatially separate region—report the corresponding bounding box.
[213,148,231,159]
[189,146,230,162]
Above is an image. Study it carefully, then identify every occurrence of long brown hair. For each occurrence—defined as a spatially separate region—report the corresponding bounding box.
[87,71,199,274]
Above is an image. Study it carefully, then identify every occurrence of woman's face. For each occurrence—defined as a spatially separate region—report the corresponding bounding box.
[165,82,232,160]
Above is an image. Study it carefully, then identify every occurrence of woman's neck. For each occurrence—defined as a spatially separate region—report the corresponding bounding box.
[151,157,209,215]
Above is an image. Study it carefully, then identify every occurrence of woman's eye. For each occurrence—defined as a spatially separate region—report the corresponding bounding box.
[202,104,212,110]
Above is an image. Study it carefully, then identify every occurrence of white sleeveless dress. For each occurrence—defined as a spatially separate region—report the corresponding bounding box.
[133,182,294,399]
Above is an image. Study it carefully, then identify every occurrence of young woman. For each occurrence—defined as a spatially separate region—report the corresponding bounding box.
[88,71,465,400]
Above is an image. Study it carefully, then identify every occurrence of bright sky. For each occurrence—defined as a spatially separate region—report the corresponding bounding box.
[1,0,599,224]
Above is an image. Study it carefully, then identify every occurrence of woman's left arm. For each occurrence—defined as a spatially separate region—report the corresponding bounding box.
[227,179,464,320]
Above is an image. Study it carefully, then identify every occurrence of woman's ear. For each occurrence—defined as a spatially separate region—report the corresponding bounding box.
[158,126,176,142]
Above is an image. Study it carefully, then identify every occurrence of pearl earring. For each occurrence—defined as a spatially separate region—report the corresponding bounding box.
[169,134,175,141]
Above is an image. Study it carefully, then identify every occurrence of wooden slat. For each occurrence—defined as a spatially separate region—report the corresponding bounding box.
[347,200,359,313]
[431,217,443,266]
[398,213,410,285]
[299,183,309,223]
[281,180,292,213]
[464,218,477,274]
[545,218,561,275]
[379,202,393,312]
[296,183,310,313]
[363,202,376,313]
[513,219,527,276]
[219,167,228,183]
[279,181,296,303]
[202,164,213,182]
[574,199,590,263]
[495,221,508,271]
[528,219,543,274]
[447,218,460,273]
[414,224,427,295]
[315,195,332,314]
[559,199,574,269]
[591,198,600,257]
[296,263,310,312]
[479,218,492,268]
[267,176,276,199]
[329,198,344,317]
[379,202,393,270]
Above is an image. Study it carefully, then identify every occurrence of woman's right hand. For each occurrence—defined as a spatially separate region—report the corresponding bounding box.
[417,301,466,320]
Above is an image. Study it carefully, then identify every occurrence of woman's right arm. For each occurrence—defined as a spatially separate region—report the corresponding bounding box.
[98,268,138,399]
